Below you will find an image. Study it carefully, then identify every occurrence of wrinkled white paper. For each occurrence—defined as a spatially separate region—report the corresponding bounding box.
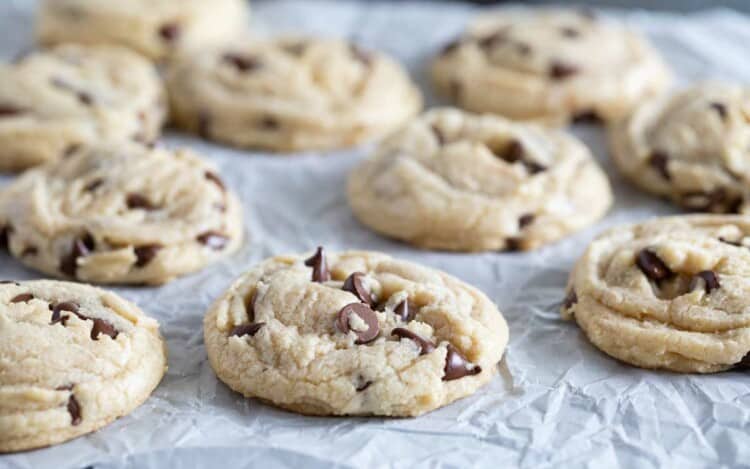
[3,1,750,467]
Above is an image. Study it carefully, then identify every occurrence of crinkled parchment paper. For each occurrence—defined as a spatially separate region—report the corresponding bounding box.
[3,1,750,467]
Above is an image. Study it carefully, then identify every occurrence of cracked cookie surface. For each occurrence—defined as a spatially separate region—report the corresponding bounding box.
[0,280,167,452]
[203,248,508,416]
[36,0,249,61]
[562,215,750,373]
[0,142,243,285]
[165,37,422,152]
[431,8,670,124]
[347,108,612,251]
[0,44,166,171]
[610,83,750,213]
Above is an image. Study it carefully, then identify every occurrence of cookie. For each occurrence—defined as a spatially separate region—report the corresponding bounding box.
[0,280,167,452]
[347,108,612,251]
[610,83,750,213]
[562,215,750,373]
[204,247,508,416]
[36,0,249,61]
[165,37,422,152]
[0,142,243,285]
[0,44,166,172]
[431,8,671,124]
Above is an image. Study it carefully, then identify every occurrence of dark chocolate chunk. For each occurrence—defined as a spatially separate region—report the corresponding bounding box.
[549,61,579,80]
[690,270,720,294]
[304,246,330,282]
[204,171,226,192]
[649,151,671,180]
[563,290,578,309]
[393,300,415,322]
[391,327,435,355]
[519,213,535,229]
[343,272,375,306]
[89,317,118,340]
[134,244,162,267]
[505,237,523,252]
[67,394,82,425]
[196,231,229,250]
[572,110,603,124]
[356,379,373,392]
[158,22,180,42]
[710,102,728,121]
[223,53,261,72]
[10,293,33,303]
[51,302,78,325]
[493,139,524,163]
[0,225,10,250]
[443,344,481,381]
[126,193,156,210]
[636,249,672,282]
[337,303,380,344]
[230,322,266,337]
[59,233,95,277]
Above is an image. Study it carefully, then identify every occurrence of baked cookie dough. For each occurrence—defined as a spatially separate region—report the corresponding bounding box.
[0,280,167,452]
[165,37,422,151]
[0,44,166,172]
[431,8,671,124]
[347,108,613,251]
[610,83,750,213]
[204,247,508,416]
[562,215,750,373]
[0,142,243,285]
[36,0,249,62]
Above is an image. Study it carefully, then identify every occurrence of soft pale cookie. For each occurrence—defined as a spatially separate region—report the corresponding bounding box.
[204,247,508,416]
[610,83,750,213]
[0,44,166,171]
[36,0,249,62]
[562,215,750,373]
[431,8,670,124]
[0,142,243,285]
[165,37,422,151]
[0,280,167,452]
[347,108,612,251]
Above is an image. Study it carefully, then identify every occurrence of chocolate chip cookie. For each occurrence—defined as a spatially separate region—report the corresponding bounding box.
[36,0,249,61]
[0,44,166,171]
[165,37,422,152]
[204,248,508,416]
[0,280,167,452]
[431,8,671,124]
[610,83,750,213]
[347,108,613,251]
[0,142,243,285]
[562,215,750,373]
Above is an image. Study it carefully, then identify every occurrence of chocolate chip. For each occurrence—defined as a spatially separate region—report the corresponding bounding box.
[259,116,279,130]
[89,317,118,340]
[0,105,23,117]
[572,110,603,124]
[337,303,380,344]
[719,237,743,247]
[563,290,578,309]
[158,22,180,42]
[560,27,580,38]
[649,151,670,180]
[391,328,435,355]
[505,237,523,252]
[0,281,20,285]
[20,246,37,257]
[735,351,750,369]
[349,44,372,66]
[59,233,95,277]
[198,112,211,139]
[126,193,156,210]
[196,231,229,250]
[343,272,375,306]
[230,322,265,337]
[356,379,373,392]
[205,171,226,192]
[690,270,720,294]
[10,293,33,303]
[710,102,727,121]
[0,225,10,250]
[519,214,535,229]
[223,53,261,72]
[134,244,162,267]
[549,61,579,80]
[304,246,330,282]
[636,249,672,282]
[56,384,74,391]
[681,188,741,213]
[440,39,462,56]
[83,178,104,192]
[394,300,415,322]
[67,394,82,425]
[523,161,547,174]
[493,140,524,163]
[443,344,481,381]
[246,291,256,322]
[51,302,78,325]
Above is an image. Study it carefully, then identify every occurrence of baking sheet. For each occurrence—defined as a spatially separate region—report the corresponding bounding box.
[3,1,750,468]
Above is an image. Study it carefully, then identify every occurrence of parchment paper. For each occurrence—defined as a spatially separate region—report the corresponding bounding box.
[3,1,750,468]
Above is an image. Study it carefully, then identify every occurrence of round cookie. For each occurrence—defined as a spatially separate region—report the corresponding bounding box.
[165,37,422,152]
[36,0,249,62]
[0,44,166,172]
[610,83,750,213]
[562,215,750,373]
[204,247,508,416]
[347,108,613,252]
[0,142,243,285]
[431,8,671,124]
[0,280,167,452]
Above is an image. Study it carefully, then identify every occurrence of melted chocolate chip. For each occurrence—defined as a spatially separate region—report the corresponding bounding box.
[649,151,671,180]
[391,328,435,355]
[223,53,261,72]
[89,317,118,340]
[394,300,415,322]
[67,394,82,425]
[690,270,720,294]
[494,140,524,163]
[337,303,380,344]
[134,244,162,267]
[246,291,256,322]
[563,290,578,309]
[572,110,603,124]
[0,105,23,116]
[343,272,375,306]
[505,237,523,252]
[59,233,95,277]
[549,61,579,80]
[10,293,33,303]
[304,246,330,282]
[205,171,226,192]
[126,193,156,210]
[196,231,229,250]
[230,322,265,337]
[356,380,373,392]
[519,214,535,229]
[51,302,78,325]
[636,249,672,282]
[83,178,104,192]
[443,344,481,381]
[710,102,727,121]
[158,22,180,42]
